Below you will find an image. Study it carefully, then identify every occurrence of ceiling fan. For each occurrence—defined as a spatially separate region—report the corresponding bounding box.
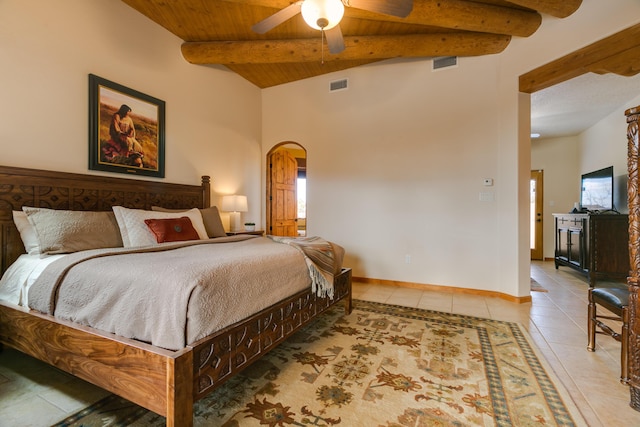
[252,0,413,54]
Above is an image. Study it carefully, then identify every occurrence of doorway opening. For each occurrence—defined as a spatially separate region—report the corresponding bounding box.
[530,170,544,260]
[266,142,307,237]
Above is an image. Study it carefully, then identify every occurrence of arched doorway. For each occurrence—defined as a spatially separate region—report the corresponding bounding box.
[266,142,307,237]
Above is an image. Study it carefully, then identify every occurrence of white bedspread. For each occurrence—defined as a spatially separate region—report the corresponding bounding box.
[0,254,64,306]
[6,236,346,351]
[40,237,311,350]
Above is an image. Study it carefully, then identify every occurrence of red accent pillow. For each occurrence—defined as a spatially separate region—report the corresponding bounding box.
[144,216,200,243]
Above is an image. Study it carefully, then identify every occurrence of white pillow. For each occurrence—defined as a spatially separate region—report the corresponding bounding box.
[112,206,208,247]
[22,207,123,254]
[13,211,40,255]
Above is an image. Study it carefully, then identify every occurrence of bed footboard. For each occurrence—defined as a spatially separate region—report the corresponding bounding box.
[191,267,352,400]
[0,302,194,426]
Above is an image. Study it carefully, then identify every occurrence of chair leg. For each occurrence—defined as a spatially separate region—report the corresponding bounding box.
[587,289,597,352]
[621,305,630,384]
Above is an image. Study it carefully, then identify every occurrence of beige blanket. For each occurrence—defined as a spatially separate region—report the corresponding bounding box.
[28,236,329,350]
[268,236,344,299]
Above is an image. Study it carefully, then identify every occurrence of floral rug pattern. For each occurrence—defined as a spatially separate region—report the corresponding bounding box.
[53,300,585,426]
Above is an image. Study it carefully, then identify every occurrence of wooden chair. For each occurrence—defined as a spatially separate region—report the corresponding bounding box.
[587,285,630,384]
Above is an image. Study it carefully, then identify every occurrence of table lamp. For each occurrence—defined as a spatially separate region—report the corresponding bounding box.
[221,195,248,232]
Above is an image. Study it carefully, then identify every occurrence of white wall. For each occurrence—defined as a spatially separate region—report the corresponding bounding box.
[262,0,640,297]
[579,92,640,201]
[264,57,502,291]
[0,0,263,228]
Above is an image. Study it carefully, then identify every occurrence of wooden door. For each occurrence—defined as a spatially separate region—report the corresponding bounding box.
[530,170,544,260]
[269,150,298,236]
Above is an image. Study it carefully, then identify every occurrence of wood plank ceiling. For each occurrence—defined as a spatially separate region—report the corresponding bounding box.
[121,0,583,88]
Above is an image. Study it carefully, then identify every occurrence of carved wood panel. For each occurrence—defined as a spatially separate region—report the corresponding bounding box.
[192,268,352,400]
[626,105,640,409]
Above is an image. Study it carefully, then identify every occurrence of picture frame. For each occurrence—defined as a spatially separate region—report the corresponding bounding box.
[88,74,165,178]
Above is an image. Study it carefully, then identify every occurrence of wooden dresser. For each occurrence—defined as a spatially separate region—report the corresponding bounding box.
[553,213,629,286]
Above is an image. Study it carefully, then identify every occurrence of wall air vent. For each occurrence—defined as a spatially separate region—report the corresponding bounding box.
[330,78,348,92]
[432,56,458,71]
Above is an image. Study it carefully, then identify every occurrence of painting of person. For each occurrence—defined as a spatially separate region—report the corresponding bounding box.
[91,74,164,177]
[108,104,144,166]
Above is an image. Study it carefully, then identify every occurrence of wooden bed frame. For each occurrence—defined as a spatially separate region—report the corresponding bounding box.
[0,165,352,426]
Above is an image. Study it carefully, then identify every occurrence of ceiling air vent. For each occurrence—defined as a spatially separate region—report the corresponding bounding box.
[432,56,458,71]
[330,78,348,92]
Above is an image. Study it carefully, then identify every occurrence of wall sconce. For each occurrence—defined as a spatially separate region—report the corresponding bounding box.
[221,195,248,232]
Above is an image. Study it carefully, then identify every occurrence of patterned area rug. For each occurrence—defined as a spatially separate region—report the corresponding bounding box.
[52,300,585,426]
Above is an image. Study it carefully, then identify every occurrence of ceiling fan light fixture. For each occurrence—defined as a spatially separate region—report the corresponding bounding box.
[301,0,344,30]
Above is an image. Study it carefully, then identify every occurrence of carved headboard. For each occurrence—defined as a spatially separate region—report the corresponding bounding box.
[0,165,210,274]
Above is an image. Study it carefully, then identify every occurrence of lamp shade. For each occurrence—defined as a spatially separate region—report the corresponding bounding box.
[301,0,344,30]
[221,195,248,212]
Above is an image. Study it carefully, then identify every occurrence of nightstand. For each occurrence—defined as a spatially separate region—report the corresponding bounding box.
[226,230,265,236]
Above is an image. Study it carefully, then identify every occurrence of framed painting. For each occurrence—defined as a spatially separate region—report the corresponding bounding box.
[88,74,165,177]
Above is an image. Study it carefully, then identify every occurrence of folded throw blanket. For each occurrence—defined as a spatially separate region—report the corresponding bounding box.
[268,236,343,299]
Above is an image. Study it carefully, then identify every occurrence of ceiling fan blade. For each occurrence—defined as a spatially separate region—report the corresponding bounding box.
[252,1,303,34]
[325,25,345,54]
[346,0,413,18]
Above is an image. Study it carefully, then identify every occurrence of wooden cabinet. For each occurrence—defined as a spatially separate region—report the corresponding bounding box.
[553,213,629,286]
[554,213,588,272]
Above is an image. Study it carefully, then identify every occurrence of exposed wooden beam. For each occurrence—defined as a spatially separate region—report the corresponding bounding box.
[588,45,640,77]
[182,32,511,64]
[519,23,640,93]
[123,0,585,88]
[222,0,541,37]
[399,0,540,37]
[503,0,582,18]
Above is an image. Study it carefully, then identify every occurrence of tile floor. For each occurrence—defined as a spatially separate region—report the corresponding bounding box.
[1,260,639,426]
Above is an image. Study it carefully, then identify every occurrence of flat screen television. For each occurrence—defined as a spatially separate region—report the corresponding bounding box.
[580,166,614,211]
